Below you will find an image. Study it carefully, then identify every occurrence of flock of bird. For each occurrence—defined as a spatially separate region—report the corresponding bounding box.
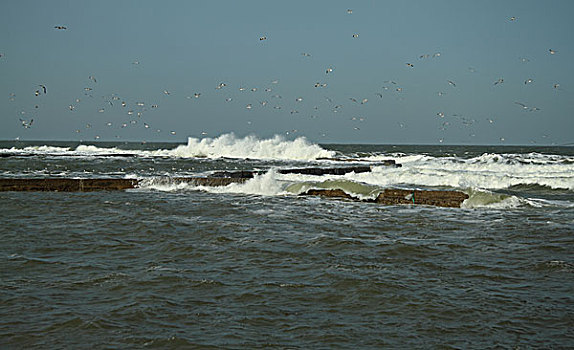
[4,10,564,144]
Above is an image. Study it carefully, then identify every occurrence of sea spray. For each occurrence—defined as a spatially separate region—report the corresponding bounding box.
[201,169,287,196]
[156,133,336,160]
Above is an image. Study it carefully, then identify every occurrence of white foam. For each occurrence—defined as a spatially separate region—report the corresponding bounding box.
[202,170,287,196]
[348,152,574,191]
[152,133,336,160]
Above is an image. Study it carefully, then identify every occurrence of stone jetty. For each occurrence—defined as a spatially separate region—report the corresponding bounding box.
[301,188,469,208]
[0,164,469,207]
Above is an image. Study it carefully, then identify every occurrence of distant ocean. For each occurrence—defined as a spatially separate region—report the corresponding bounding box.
[1,133,573,348]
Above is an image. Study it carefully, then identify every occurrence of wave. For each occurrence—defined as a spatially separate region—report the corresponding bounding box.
[349,153,574,191]
[137,172,551,210]
[151,133,336,160]
[0,133,336,161]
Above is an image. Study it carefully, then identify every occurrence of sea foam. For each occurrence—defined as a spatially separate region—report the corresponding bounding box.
[152,133,336,160]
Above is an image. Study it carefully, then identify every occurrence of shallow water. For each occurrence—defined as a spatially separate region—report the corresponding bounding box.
[1,136,573,348]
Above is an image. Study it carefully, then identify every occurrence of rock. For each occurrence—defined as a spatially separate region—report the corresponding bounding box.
[300,188,469,208]
[300,189,356,200]
[0,178,138,192]
[210,166,376,178]
[171,177,248,186]
[278,166,372,176]
[0,177,247,192]
[375,189,468,208]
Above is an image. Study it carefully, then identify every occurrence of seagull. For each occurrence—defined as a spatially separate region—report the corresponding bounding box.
[194,93,201,98]
[361,98,368,104]
[375,93,383,98]
[406,63,414,68]
[54,25,67,30]
[447,80,456,87]
[347,9,353,14]
[510,16,517,21]
[19,118,33,128]
[39,84,47,94]
[301,52,311,57]
[89,76,97,83]
[163,90,170,95]
[295,97,303,102]
[514,101,529,110]
[525,78,534,85]
[259,36,267,41]
[352,34,359,38]
[326,67,333,74]
[553,83,560,89]
[494,78,504,85]
[549,48,556,55]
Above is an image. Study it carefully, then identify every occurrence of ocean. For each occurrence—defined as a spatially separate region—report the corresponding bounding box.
[1,134,573,349]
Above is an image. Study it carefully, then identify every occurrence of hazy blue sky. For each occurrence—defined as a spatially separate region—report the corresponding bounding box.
[1,0,573,144]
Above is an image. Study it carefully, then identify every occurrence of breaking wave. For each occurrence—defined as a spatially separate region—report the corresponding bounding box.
[152,133,336,160]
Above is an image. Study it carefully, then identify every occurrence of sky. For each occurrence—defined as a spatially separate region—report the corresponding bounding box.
[1,0,573,145]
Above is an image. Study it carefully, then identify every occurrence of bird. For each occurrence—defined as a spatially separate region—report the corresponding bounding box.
[54,25,67,30]
[553,83,560,89]
[259,36,267,41]
[19,118,33,128]
[194,93,201,98]
[301,52,311,57]
[352,34,359,38]
[39,84,47,94]
[447,80,456,87]
[525,78,534,85]
[406,63,414,68]
[549,48,557,55]
[326,67,333,74]
[514,102,529,110]
[494,78,504,85]
[163,90,170,95]
[89,76,97,83]
[347,9,353,14]
[510,16,517,21]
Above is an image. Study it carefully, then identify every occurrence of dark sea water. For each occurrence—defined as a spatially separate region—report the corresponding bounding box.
[1,135,573,349]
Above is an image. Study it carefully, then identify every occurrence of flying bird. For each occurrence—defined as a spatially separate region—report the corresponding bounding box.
[447,80,456,87]
[406,63,414,68]
[494,78,504,85]
[54,25,67,30]
[549,48,556,55]
[259,36,267,41]
[19,118,33,128]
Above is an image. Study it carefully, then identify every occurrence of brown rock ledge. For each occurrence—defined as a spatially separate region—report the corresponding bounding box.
[301,188,469,208]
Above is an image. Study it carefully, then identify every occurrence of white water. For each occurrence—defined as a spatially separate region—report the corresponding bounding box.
[152,133,336,160]
[354,153,574,191]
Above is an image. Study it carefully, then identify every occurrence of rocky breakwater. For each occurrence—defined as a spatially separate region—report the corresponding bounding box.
[301,188,469,208]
